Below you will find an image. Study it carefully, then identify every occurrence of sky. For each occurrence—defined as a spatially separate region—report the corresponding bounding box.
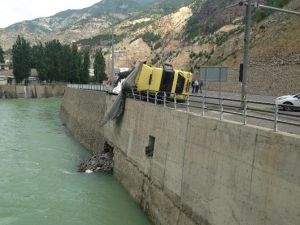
[0,0,101,28]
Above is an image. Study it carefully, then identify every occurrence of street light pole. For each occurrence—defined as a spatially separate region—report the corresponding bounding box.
[241,0,252,106]
[239,0,300,107]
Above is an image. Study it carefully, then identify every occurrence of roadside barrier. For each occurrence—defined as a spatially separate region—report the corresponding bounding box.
[66,84,300,135]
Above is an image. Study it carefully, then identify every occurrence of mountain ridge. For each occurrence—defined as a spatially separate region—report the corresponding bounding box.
[1,0,299,96]
[0,0,192,50]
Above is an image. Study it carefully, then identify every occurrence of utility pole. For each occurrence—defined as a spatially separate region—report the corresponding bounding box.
[241,0,252,106]
[237,0,300,107]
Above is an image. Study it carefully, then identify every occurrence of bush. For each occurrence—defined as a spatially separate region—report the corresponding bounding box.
[142,32,161,47]
[215,33,229,46]
[154,41,162,50]
[189,51,196,58]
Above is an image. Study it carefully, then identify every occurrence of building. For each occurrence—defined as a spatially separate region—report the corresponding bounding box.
[0,70,15,85]
[0,69,38,85]
[0,63,9,71]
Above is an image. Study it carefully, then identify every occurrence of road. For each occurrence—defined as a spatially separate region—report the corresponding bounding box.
[127,89,300,135]
[173,91,300,135]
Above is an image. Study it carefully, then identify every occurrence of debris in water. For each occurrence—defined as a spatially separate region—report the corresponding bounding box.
[78,144,114,173]
[85,169,93,174]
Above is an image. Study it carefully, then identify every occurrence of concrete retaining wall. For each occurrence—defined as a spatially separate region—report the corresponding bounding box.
[60,87,300,225]
[0,84,65,99]
[60,88,107,153]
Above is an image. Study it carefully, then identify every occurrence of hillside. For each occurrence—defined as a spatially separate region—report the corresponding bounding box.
[88,0,300,95]
[0,0,299,95]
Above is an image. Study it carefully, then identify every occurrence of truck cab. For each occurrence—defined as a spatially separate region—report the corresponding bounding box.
[135,63,192,101]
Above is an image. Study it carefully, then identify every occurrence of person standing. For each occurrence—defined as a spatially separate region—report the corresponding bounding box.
[194,79,199,93]
[191,80,195,93]
[199,80,203,93]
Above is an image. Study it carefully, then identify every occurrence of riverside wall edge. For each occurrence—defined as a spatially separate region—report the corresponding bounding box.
[60,87,300,225]
[0,84,66,99]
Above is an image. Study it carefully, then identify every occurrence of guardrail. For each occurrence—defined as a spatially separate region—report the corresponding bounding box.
[127,88,300,135]
[67,83,107,91]
[66,84,300,135]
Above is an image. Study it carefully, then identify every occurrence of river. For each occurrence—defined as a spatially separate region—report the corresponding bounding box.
[0,98,152,225]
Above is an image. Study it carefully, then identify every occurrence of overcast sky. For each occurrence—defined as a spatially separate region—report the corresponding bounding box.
[0,0,101,28]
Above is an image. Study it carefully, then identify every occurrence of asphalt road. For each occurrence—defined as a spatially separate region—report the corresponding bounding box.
[170,90,300,135]
[128,90,300,135]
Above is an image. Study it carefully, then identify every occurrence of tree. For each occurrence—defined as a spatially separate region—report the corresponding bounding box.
[32,43,48,81]
[94,49,107,83]
[71,44,81,83]
[61,45,73,82]
[12,35,31,83]
[44,40,63,82]
[0,45,4,63]
[31,41,85,83]
[80,49,90,84]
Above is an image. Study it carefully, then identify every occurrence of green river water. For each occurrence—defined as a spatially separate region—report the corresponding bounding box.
[0,98,152,225]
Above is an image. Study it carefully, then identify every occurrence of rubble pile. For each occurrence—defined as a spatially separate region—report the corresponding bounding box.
[78,144,113,173]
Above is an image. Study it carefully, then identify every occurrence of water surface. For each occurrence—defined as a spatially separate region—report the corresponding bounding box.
[0,98,152,225]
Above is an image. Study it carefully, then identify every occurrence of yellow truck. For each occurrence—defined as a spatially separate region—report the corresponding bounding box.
[134,63,192,101]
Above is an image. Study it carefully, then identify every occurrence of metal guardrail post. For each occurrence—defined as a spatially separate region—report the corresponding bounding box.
[155,92,158,105]
[174,93,177,109]
[147,90,149,103]
[274,103,278,132]
[186,94,190,112]
[202,95,205,116]
[139,92,142,100]
[243,100,247,125]
[220,98,224,121]
[163,92,166,107]
[132,88,136,100]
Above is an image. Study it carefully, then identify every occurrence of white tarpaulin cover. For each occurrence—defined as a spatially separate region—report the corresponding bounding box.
[100,62,143,127]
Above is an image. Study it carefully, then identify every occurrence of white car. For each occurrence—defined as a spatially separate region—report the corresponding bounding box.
[275,93,300,111]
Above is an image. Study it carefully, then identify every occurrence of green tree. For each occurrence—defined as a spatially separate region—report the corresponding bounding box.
[61,45,73,82]
[79,49,90,84]
[0,45,4,63]
[32,41,84,83]
[44,40,63,82]
[33,43,48,81]
[71,44,81,83]
[12,35,31,83]
[93,49,107,83]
